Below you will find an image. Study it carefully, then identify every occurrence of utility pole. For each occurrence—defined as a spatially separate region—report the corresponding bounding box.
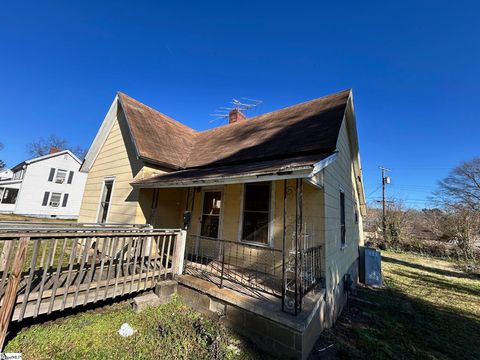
[379,166,390,241]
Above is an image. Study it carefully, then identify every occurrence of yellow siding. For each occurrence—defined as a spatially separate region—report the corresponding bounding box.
[322,117,363,321]
[78,113,147,224]
[184,180,325,250]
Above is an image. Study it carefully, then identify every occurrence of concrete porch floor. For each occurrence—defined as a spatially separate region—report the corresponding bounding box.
[178,274,327,359]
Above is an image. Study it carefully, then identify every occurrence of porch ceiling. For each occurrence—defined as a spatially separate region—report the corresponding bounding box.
[131,153,335,188]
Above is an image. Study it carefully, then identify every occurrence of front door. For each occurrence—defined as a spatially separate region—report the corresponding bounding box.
[200,190,222,238]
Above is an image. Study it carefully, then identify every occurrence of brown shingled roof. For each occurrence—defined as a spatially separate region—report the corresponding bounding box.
[118,89,351,172]
[118,92,198,169]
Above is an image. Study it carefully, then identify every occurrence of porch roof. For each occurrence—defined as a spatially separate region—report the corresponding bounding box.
[131,153,336,188]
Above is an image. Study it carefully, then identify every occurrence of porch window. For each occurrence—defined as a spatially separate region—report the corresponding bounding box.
[241,182,271,244]
[98,179,114,223]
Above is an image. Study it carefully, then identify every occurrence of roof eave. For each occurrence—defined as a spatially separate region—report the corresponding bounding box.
[131,166,314,189]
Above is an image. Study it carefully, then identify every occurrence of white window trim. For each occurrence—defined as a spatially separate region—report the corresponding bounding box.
[237,182,275,248]
[95,176,116,223]
[197,186,225,239]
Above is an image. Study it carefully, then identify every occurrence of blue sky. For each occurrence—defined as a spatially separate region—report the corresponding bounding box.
[1,1,479,208]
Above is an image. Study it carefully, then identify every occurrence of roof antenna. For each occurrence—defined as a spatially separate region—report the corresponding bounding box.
[210,97,263,124]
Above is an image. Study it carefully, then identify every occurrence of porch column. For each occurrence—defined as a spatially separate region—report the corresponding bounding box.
[282,178,304,315]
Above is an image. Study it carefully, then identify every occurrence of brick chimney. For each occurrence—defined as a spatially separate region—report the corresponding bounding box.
[228,109,247,124]
[49,146,61,154]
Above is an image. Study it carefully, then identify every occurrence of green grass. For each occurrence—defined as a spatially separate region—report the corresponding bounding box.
[326,250,480,360]
[5,296,269,360]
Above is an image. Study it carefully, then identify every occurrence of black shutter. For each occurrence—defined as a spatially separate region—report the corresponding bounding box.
[42,192,50,206]
[62,193,69,207]
[67,171,74,184]
[48,168,55,182]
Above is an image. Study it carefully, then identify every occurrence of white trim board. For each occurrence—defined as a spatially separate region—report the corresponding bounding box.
[80,96,119,173]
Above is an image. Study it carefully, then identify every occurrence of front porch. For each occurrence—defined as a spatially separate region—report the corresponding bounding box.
[139,177,327,316]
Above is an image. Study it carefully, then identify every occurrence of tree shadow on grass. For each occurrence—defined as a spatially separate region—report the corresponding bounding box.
[322,284,480,360]
[382,255,480,280]
[388,268,480,298]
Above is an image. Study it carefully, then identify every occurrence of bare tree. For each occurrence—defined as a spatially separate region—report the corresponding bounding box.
[27,135,87,160]
[434,157,480,259]
[436,157,480,212]
[0,142,5,170]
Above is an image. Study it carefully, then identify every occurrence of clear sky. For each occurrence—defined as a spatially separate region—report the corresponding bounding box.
[1,1,479,208]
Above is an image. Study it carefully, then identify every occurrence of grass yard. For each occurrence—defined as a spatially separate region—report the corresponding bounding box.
[0,213,72,222]
[5,296,270,360]
[313,250,480,359]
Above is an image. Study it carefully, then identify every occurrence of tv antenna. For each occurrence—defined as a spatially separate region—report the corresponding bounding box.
[210,97,263,123]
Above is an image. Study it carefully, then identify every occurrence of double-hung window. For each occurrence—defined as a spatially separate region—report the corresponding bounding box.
[55,169,67,183]
[49,192,62,207]
[241,182,271,245]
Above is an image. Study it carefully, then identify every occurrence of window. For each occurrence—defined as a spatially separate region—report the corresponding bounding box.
[1,188,19,204]
[200,191,222,238]
[97,179,114,223]
[241,182,271,244]
[49,192,62,207]
[340,191,346,247]
[12,170,24,180]
[67,171,74,184]
[55,169,67,183]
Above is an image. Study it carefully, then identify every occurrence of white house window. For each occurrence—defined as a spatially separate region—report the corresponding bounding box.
[49,192,62,207]
[1,188,19,204]
[55,169,67,183]
[97,179,114,223]
[12,170,24,180]
[241,182,271,244]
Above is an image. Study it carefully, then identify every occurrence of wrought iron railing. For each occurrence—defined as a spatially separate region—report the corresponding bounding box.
[183,234,323,311]
[184,235,283,298]
[301,245,323,295]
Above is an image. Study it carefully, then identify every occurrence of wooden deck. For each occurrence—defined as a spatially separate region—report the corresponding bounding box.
[0,228,186,349]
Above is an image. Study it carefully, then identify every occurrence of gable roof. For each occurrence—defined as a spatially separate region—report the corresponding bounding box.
[186,90,349,168]
[11,150,81,171]
[118,93,197,169]
[81,89,351,173]
[81,89,365,212]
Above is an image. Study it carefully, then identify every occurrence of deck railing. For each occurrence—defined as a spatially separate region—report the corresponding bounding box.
[0,228,186,349]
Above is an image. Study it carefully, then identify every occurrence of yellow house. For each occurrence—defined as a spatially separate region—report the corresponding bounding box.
[78,89,366,359]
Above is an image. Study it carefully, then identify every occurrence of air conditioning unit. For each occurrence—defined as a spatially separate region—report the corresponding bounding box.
[50,201,60,207]
[55,179,64,184]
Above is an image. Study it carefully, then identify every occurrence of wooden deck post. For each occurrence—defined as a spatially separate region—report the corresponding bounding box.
[0,236,29,350]
[172,231,187,276]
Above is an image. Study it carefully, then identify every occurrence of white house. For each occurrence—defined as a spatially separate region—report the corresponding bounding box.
[0,150,87,219]
[0,168,12,180]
